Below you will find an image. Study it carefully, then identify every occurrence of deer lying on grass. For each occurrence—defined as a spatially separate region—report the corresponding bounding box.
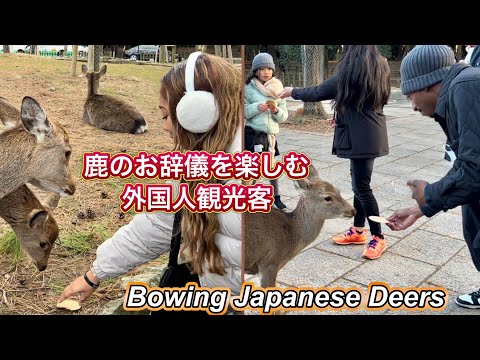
[0,186,59,271]
[244,165,356,288]
[82,64,148,134]
[0,96,76,200]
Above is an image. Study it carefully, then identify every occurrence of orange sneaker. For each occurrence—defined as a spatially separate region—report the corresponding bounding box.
[362,235,387,259]
[333,227,367,245]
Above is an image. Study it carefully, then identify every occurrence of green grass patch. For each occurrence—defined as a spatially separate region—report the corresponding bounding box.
[48,283,66,295]
[0,231,24,265]
[58,225,112,255]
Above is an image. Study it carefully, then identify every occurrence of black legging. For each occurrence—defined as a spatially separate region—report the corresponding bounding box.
[350,158,381,237]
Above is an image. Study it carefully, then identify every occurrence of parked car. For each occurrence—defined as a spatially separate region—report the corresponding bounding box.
[123,45,158,61]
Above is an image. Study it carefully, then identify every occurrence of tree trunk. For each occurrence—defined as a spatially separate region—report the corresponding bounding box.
[71,45,78,77]
[88,45,94,70]
[227,45,233,64]
[2,45,10,54]
[94,45,103,71]
[63,45,68,57]
[455,45,463,61]
[302,45,328,118]
[214,45,222,56]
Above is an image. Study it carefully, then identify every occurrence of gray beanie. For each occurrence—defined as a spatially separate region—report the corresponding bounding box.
[400,45,456,95]
[252,52,275,72]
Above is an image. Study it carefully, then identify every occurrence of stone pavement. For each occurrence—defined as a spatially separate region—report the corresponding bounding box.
[246,95,480,315]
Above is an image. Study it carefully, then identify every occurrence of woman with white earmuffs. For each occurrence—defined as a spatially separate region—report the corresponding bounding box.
[59,52,243,315]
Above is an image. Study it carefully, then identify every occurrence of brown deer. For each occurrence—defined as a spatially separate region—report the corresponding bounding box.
[81,64,148,134]
[244,165,356,287]
[0,186,59,271]
[0,96,76,199]
[0,96,21,128]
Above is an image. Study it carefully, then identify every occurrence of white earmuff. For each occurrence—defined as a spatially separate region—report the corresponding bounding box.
[176,51,219,133]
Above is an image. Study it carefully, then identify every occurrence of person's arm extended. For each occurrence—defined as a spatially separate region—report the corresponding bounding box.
[59,212,174,303]
[292,75,338,102]
[420,87,480,217]
[92,212,174,280]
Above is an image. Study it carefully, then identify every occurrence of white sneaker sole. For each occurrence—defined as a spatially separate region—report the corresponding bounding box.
[455,299,480,309]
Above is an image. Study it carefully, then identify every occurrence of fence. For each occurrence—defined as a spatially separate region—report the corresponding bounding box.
[0,49,89,58]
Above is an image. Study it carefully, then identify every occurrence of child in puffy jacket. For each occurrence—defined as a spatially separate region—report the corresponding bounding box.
[244,52,289,210]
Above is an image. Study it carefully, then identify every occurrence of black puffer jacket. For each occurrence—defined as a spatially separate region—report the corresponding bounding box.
[421,63,480,217]
[291,75,389,159]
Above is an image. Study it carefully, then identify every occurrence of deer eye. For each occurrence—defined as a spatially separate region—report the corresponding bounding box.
[39,241,48,249]
[324,196,333,202]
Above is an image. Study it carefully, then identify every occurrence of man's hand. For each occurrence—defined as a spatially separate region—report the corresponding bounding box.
[407,179,429,206]
[386,204,424,231]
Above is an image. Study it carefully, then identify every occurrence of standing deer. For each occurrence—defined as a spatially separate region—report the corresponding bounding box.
[244,165,356,287]
[0,97,64,270]
[81,64,148,134]
[0,186,59,271]
[0,96,76,199]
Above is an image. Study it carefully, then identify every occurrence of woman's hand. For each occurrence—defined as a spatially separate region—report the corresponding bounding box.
[258,103,269,112]
[279,87,294,99]
[58,270,100,304]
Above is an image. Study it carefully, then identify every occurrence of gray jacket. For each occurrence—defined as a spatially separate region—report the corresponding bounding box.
[92,200,242,295]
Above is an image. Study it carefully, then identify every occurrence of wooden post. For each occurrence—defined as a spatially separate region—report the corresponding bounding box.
[159,45,166,63]
[71,45,78,77]
[227,45,233,64]
[88,45,94,71]
[214,45,222,56]
[222,45,227,58]
[63,45,68,57]
[171,46,176,64]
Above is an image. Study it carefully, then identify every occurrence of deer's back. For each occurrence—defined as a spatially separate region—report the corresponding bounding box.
[84,95,146,133]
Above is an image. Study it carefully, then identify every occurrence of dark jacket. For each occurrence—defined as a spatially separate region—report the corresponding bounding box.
[291,75,389,159]
[469,45,480,68]
[421,63,480,217]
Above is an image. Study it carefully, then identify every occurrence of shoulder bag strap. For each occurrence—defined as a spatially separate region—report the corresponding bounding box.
[168,209,183,267]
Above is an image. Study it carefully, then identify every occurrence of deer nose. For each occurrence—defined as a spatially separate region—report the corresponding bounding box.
[38,265,47,271]
[351,209,357,217]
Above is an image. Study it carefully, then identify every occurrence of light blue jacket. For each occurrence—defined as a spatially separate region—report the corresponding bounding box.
[244,79,288,135]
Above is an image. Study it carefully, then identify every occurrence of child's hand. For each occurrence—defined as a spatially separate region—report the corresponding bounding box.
[258,103,269,112]
[266,100,278,113]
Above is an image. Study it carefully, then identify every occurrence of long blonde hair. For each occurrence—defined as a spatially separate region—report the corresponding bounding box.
[160,53,242,276]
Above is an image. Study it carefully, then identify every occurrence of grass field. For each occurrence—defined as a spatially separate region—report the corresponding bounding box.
[0,53,174,314]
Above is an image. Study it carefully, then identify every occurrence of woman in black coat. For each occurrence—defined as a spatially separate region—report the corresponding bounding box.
[280,45,391,260]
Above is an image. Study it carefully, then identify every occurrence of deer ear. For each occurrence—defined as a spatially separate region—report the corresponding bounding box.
[20,97,51,142]
[99,65,107,77]
[29,211,49,229]
[295,178,312,191]
[307,165,320,182]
